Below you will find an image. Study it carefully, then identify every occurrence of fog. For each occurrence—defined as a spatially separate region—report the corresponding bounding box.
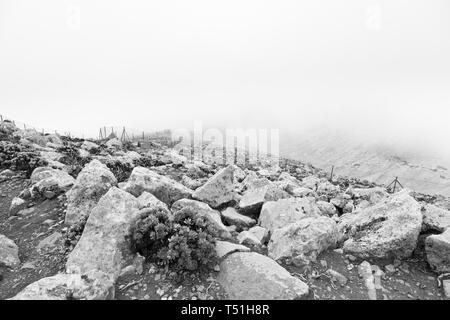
[1,0,449,159]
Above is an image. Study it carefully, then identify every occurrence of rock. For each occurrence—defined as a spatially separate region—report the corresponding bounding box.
[338,190,422,259]
[9,197,27,216]
[171,199,231,239]
[221,207,256,230]
[277,172,302,194]
[119,151,141,166]
[237,231,261,246]
[0,234,20,268]
[215,241,250,259]
[192,165,236,208]
[217,252,309,300]
[239,182,290,215]
[317,200,338,216]
[326,269,348,286]
[268,216,339,266]
[66,187,141,280]
[30,167,75,197]
[358,261,377,300]
[65,159,118,225]
[384,264,396,273]
[122,166,192,206]
[317,181,340,197]
[248,226,270,245]
[422,204,450,233]
[425,229,450,273]
[290,187,316,198]
[0,169,15,182]
[17,207,35,216]
[443,279,450,299]
[105,138,122,150]
[180,175,204,190]
[81,140,100,152]
[9,271,114,300]
[137,192,170,212]
[300,176,321,190]
[259,197,321,233]
[37,232,62,253]
[347,187,389,205]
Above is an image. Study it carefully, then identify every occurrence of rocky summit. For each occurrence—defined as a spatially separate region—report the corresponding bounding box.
[0,120,449,300]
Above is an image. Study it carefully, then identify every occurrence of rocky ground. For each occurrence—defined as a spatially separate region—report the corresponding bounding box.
[0,119,449,300]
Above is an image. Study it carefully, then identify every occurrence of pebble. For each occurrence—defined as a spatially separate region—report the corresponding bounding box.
[385,264,396,273]
[320,260,328,268]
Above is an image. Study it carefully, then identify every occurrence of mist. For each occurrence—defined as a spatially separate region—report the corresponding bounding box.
[1,0,449,160]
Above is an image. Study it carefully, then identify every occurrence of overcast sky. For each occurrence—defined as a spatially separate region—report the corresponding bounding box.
[0,0,449,157]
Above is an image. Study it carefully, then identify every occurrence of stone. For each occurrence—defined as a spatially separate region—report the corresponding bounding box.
[137,191,170,212]
[239,183,290,215]
[385,264,396,273]
[217,252,309,300]
[259,197,321,233]
[181,175,204,190]
[422,204,450,233]
[317,200,338,216]
[192,165,236,208]
[30,167,75,198]
[347,187,389,205]
[122,166,192,206]
[290,187,316,198]
[66,187,141,281]
[215,241,250,259]
[0,234,20,268]
[171,199,231,239]
[358,261,377,300]
[338,190,422,259]
[9,271,114,300]
[425,229,450,273]
[300,176,321,190]
[37,232,62,253]
[105,138,122,150]
[9,197,27,216]
[443,279,450,299]
[221,207,256,230]
[326,269,348,286]
[237,231,261,246]
[81,140,99,152]
[268,216,339,266]
[317,181,340,196]
[0,169,15,182]
[65,159,117,225]
[248,226,270,245]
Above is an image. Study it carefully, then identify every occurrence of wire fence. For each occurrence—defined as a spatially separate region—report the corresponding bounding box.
[0,114,95,140]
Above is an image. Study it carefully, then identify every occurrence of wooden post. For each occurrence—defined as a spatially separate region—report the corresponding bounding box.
[330,165,335,181]
[0,115,3,122]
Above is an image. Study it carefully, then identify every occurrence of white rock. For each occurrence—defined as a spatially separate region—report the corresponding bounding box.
[65,159,117,225]
[122,166,192,206]
[338,190,422,259]
[239,182,289,215]
[237,231,261,246]
[317,200,338,216]
[66,187,141,280]
[9,271,114,300]
[192,165,236,208]
[0,234,20,268]
[215,241,250,259]
[259,197,321,233]
[425,229,450,273]
[248,226,270,245]
[81,140,100,152]
[9,197,27,216]
[137,191,170,212]
[268,216,339,266]
[422,204,450,233]
[217,252,309,300]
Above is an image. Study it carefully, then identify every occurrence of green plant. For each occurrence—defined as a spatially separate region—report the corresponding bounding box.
[128,206,218,272]
[105,159,133,182]
[0,141,48,177]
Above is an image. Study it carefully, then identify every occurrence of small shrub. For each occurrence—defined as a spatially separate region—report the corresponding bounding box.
[128,207,218,272]
[57,144,92,178]
[0,141,48,177]
[105,159,133,182]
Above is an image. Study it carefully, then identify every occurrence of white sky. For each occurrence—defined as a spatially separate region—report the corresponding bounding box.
[0,0,449,157]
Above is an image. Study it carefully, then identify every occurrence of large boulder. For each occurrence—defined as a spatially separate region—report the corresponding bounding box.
[268,216,339,266]
[192,165,236,208]
[30,167,75,199]
[9,271,114,300]
[65,160,117,225]
[217,252,309,300]
[259,197,321,233]
[66,187,141,280]
[425,229,450,273]
[137,191,170,212]
[221,207,256,230]
[422,204,450,233]
[0,234,20,268]
[239,182,289,215]
[122,166,192,206]
[347,187,389,206]
[171,199,231,239]
[338,191,422,259]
